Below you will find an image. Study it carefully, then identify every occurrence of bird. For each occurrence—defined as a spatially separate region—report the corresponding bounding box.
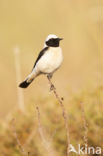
[19,34,63,88]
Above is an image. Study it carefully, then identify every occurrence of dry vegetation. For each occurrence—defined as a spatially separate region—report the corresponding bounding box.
[0,0,103,156]
[0,86,103,156]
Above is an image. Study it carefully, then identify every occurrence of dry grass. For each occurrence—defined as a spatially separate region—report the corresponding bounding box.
[11,118,28,156]
[0,87,103,156]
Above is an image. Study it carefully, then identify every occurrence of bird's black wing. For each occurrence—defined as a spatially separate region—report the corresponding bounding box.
[32,46,49,71]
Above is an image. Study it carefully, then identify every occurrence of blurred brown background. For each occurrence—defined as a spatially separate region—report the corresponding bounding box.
[1,0,103,117]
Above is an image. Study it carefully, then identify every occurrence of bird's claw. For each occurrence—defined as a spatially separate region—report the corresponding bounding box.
[47,74,52,80]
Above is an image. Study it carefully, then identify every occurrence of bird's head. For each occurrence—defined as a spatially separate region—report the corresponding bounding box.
[44,34,63,47]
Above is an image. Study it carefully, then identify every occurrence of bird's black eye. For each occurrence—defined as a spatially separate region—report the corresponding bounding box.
[46,38,60,47]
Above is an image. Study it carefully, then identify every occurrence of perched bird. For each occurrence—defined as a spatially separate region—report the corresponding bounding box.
[19,34,63,88]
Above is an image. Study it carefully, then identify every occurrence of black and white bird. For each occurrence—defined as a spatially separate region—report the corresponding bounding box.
[19,34,63,88]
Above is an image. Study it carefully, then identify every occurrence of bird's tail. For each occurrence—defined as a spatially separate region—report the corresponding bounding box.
[19,78,34,88]
[19,72,37,88]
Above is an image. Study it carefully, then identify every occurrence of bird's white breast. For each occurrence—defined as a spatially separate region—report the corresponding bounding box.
[36,47,63,74]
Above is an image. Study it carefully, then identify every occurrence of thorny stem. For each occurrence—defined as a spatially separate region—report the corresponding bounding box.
[47,76,70,156]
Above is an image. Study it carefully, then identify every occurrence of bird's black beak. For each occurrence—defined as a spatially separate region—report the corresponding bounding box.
[58,38,63,41]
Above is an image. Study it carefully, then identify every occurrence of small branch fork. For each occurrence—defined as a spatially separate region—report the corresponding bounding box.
[47,75,70,156]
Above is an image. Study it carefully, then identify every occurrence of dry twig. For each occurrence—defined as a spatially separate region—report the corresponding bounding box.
[80,101,88,146]
[11,118,28,156]
[36,106,55,156]
[47,76,70,156]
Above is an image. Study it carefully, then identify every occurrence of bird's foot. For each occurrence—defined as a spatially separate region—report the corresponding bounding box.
[47,74,55,91]
[47,74,52,80]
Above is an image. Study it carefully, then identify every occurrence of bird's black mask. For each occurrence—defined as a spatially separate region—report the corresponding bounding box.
[46,38,62,47]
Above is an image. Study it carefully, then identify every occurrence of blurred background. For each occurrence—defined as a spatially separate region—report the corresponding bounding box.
[0,0,103,155]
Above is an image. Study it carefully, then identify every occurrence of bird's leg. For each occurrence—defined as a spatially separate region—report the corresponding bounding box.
[47,73,52,80]
[47,74,55,91]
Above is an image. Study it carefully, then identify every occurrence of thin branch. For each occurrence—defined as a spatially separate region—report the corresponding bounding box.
[80,101,88,146]
[11,118,28,156]
[47,76,70,156]
[36,106,55,156]
[24,128,36,147]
